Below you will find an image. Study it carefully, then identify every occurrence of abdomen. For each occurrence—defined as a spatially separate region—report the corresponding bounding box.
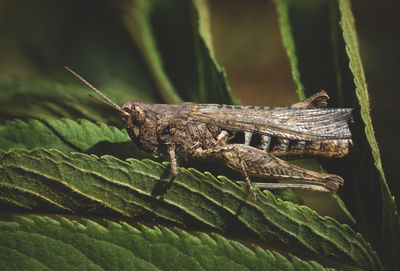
[227,130,352,158]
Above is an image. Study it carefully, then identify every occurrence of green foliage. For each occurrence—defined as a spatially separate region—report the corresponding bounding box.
[0,0,395,270]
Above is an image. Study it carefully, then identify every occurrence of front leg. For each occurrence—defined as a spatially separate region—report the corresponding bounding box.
[159,144,179,200]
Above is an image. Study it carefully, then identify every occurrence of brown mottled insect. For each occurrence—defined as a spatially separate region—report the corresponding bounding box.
[66,67,353,201]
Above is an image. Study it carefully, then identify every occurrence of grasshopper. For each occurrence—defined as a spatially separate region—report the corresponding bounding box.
[66,67,352,201]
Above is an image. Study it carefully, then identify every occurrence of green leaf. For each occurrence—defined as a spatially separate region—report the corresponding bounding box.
[0,118,125,152]
[0,148,382,270]
[0,215,334,271]
[118,0,235,104]
[0,118,150,160]
[273,0,307,101]
[274,0,398,269]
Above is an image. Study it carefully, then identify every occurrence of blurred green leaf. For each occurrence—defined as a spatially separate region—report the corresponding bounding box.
[0,215,335,271]
[274,0,307,101]
[274,0,350,102]
[0,148,382,270]
[0,80,126,126]
[0,0,161,103]
[119,0,235,104]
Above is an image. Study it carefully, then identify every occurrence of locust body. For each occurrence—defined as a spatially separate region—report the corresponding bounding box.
[66,67,353,201]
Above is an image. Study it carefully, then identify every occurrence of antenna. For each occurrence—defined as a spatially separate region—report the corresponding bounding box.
[65,66,129,116]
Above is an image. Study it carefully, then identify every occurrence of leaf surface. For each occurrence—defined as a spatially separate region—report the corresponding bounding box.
[0,215,335,271]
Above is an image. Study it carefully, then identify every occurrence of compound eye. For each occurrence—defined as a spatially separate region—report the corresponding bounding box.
[133,105,146,124]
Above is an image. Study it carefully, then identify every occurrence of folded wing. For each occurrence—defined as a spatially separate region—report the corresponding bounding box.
[189,104,352,141]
